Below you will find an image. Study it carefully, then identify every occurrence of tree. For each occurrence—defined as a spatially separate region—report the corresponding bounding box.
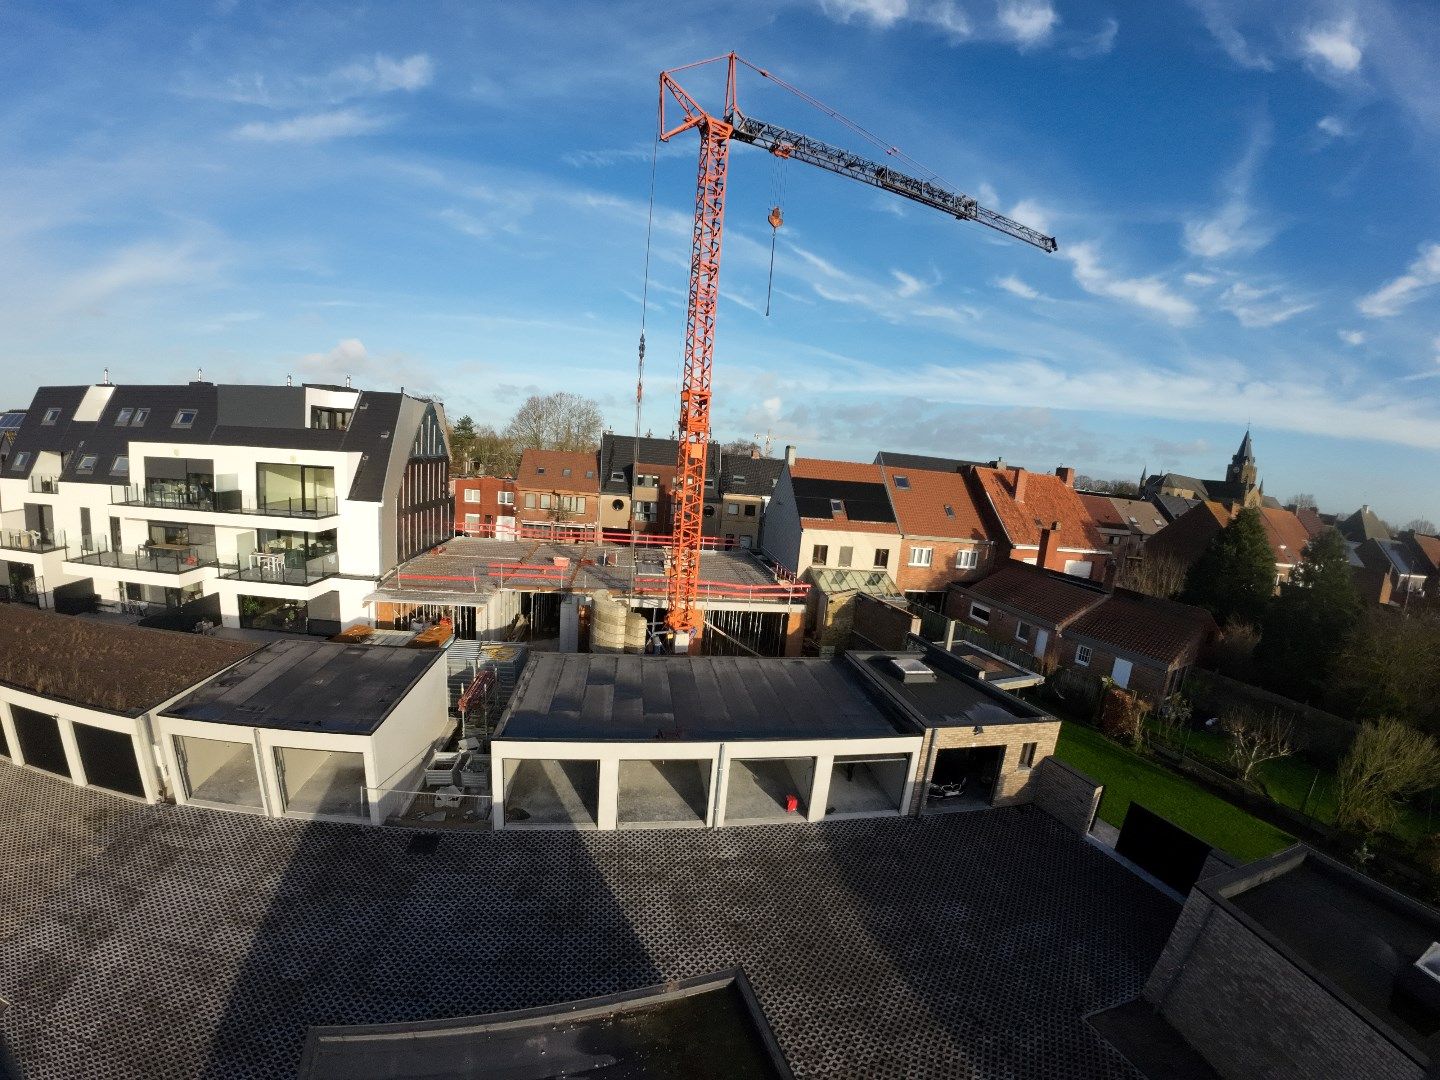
[1327,609,1440,731]
[1221,706,1295,785]
[1334,717,1440,834]
[502,392,604,453]
[1406,518,1438,535]
[470,424,520,476]
[1116,552,1187,599]
[1253,528,1362,701]
[721,438,762,458]
[448,415,478,475]
[1110,480,1140,497]
[1289,493,1317,510]
[1180,507,1276,627]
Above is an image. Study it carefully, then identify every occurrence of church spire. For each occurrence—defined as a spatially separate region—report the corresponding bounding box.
[1236,428,1254,463]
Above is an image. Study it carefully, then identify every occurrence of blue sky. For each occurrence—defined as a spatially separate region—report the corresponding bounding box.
[1,1,1438,524]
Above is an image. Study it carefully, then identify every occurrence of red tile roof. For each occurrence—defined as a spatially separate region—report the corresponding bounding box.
[792,457,886,483]
[1293,505,1328,540]
[1259,506,1313,568]
[1149,501,1313,569]
[1409,533,1440,574]
[1080,493,1128,530]
[517,449,600,492]
[878,465,989,541]
[1068,590,1217,667]
[972,467,1108,552]
[962,563,1108,627]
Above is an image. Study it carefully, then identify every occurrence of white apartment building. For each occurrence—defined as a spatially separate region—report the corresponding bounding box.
[0,379,450,634]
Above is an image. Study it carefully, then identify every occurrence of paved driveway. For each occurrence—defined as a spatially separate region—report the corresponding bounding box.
[0,763,1178,1079]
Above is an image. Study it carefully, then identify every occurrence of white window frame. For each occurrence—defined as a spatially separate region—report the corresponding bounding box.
[1015,622,1032,643]
[1075,644,1092,667]
[464,489,481,503]
[497,490,514,506]
[173,409,197,429]
[969,603,990,625]
[908,546,933,568]
[956,548,978,570]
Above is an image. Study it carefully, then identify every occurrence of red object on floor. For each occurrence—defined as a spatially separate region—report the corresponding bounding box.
[785,794,798,813]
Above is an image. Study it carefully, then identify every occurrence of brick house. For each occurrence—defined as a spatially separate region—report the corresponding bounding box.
[515,449,600,537]
[875,462,996,606]
[1147,500,1314,588]
[947,563,1216,698]
[970,466,1113,581]
[1354,535,1431,607]
[718,450,784,549]
[760,457,903,578]
[596,434,721,538]
[453,475,517,538]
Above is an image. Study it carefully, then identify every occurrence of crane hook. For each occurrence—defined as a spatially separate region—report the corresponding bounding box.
[767,206,784,229]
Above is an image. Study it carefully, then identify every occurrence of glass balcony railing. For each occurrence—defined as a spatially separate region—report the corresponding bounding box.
[111,485,338,519]
[0,529,65,554]
[66,540,219,575]
[219,550,340,586]
[28,475,60,494]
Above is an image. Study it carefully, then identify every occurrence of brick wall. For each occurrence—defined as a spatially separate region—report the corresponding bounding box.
[1144,892,1424,1080]
[849,593,921,651]
[944,587,1055,669]
[1057,636,1175,703]
[1030,756,1102,834]
[911,719,1061,812]
[894,539,991,594]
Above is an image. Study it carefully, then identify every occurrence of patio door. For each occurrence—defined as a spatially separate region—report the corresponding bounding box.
[1033,628,1049,659]
[1112,658,1132,689]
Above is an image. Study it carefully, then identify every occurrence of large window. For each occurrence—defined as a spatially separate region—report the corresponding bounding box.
[908,547,933,568]
[811,544,828,566]
[497,490,514,506]
[256,463,335,513]
[873,549,890,569]
[956,548,979,570]
[11,706,69,776]
[73,723,145,798]
[464,489,480,503]
[310,406,352,430]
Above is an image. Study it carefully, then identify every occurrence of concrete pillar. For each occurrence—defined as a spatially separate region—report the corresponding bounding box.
[713,745,732,827]
[597,757,620,830]
[783,609,805,656]
[808,752,833,823]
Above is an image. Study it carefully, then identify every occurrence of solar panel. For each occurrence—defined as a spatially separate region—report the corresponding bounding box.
[0,411,24,430]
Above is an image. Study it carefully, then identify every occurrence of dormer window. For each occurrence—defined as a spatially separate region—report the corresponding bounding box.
[10,451,30,471]
[584,469,594,479]
[943,504,955,517]
[41,408,60,425]
[562,467,572,477]
[537,466,547,475]
[610,471,625,483]
[173,409,197,429]
[76,454,98,474]
[830,499,844,514]
[132,408,149,426]
[113,456,129,475]
[115,408,134,426]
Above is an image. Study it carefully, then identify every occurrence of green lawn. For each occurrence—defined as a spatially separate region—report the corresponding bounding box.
[1054,722,1295,863]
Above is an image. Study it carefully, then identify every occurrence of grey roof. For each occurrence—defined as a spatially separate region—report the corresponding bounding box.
[1374,538,1427,578]
[1339,505,1392,544]
[1152,492,1200,523]
[722,454,785,497]
[874,450,988,473]
[1149,472,1211,497]
[497,653,906,742]
[3,383,429,502]
[597,433,720,495]
[847,644,1052,729]
[162,637,443,735]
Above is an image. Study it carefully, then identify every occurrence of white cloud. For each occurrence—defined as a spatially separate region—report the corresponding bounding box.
[1183,272,1218,288]
[1316,115,1349,138]
[891,269,927,297]
[1183,120,1274,258]
[997,0,1058,48]
[1338,329,1365,345]
[218,53,434,107]
[1006,197,1054,237]
[1062,242,1197,324]
[337,53,434,94]
[233,107,388,143]
[1303,20,1363,75]
[56,237,219,312]
[1069,18,1118,58]
[1188,0,1272,70]
[995,274,1040,300]
[818,0,909,26]
[1357,242,1440,317]
[1218,281,1314,328]
[299,337,372,378]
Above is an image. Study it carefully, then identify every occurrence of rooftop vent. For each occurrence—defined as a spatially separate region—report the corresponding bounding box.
[886,656,936,683]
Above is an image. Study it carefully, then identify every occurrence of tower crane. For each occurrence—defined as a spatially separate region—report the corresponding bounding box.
[657,53,1056,652]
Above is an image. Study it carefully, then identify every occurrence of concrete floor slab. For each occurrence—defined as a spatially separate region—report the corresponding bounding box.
[504,759,598,826]
[186,751,265,810]
[726,759,812,822]
[0,760,1181,1080]
[825,763,901,816]
[282,753,367,821]
[617,759,710,826]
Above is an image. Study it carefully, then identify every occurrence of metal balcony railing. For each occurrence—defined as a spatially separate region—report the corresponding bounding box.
[111,485,338,519]
[219,550,340,586]
[27,475,60,494]
[0,528,65,554]
[66,540,219,575]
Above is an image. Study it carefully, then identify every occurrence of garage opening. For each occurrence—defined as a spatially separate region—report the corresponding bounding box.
[0,716,10,759]
[725,758,814,823]
[617,759,711,828]
[927,745,1005,811]
[826,754,910,817]
[11,705,69,778]
[502,759,599,827]
[72,723,145,798]
[274,746,367,821]
[175,735,265,812]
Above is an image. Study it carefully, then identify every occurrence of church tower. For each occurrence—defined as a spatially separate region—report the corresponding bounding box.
[1226,429,1259,505]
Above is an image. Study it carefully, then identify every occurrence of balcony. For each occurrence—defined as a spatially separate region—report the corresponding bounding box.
[27,475,61,495]
[220,550,340,587]
[111,485,339,520]
[67,540,219,576]
[0,529,65,554]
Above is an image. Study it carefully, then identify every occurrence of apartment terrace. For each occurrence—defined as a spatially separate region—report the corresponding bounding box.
[111,484,339,520]
[219,551,341,587]
[65,539,219,576]
[0,528,65,554]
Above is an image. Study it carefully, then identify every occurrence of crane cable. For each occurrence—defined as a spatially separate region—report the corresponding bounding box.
[764,149,788,316]
[634,133,661,558]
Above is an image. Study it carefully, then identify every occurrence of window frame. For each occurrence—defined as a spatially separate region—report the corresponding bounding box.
[811,544,829,566]
[114,408,134,426]
[41,408,61,425]
[10,451,31,471]
[969,603,991,625]
[112,456,129,476]
[908,546,933,568]
[1075,644,1092,667]
[873,548,889,569]
[131,408,149,426]
[1018,742,1038,769]
[497,490,514,506]
[76,454,98,475]
[1015,621,1032,643]
[956,548,978,570]
[172,408,197,429]
[837,545,853,568]
[463,489,481,503]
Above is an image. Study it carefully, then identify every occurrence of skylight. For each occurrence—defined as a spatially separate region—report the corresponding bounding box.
[943,504,955,517]
[76,454,97,474]
[830,499,844,514]
[114,408,133,426]
[41,408,60,425]
[893,475,910,489]
[173,409,197,429]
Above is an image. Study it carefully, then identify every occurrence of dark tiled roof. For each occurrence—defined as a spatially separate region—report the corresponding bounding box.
[1152,492,1200,523]
[1293,506,1328,539]
[597,434,719,495]
[873,450,988,473]
[722,455,785,497]
[961,563,1109,628]
[1067,590,1216,667]
[1408,533,1440,574]
[792,475,897,529]
[1339,506,1392,544]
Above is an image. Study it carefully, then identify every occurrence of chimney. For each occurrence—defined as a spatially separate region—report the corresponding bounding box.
[784,444,796,466]
[1011,467,1028,503]
[1055,466,1076,488]
[750,447,760,459]
[1038,519,1063,570]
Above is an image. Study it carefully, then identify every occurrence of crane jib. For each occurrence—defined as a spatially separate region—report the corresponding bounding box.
[728,112,1056,253]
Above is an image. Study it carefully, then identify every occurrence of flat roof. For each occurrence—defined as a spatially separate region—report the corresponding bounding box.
[1216,847,1440,1059]
[497,653,906,742]
[161,637,443,735]
[847,644,1053,729]
[0,605,256,716]
[297,969,793,1080]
